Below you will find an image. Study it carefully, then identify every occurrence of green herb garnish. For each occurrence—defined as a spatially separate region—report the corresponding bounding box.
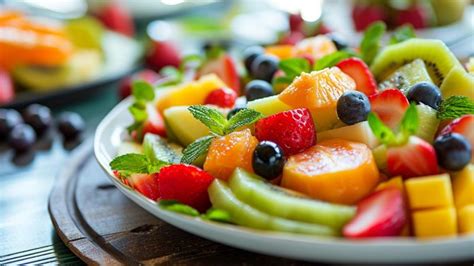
[273,58,311,88]
[437,96,474,120]
[389,25,416,45]
[313,50,357,70]
[110,153,168,176]
[360,21,386,65]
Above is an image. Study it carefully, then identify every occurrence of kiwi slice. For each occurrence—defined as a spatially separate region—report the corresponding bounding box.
[440,66,474,101]
[228,169,355,230]
[372,145,387,171]
[378,59,433,93]
[208,179,337,236]
[371,39,462,86]
[415,103,440,143]
[143,133,182,164]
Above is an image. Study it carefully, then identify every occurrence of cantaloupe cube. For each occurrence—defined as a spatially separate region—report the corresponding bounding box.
[405,174,453,210]
[458,205,474,234]
[452,164,474,208]
[412,207,457,238]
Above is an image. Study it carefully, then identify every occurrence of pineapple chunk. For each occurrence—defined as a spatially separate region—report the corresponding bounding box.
[452,164,474,208]
[317,121,379,149]
[412,207,457,238]
[247,95,292,117]
[458,205,474,234]
[405,174,453,210]
[163,106,210,146]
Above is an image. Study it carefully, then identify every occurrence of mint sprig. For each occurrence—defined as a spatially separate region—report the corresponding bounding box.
[389,25,416,45]
[360,21,386,65]
[110,153,168,176]
[437,96,474,120]
[273,58,311,88]
[368,112,396,145]
[188,105,228,135]
[399,104,419,138]
[181,135,215,164]
[225,108,263,134]
[127,81,156,138]
[313,50,356,70]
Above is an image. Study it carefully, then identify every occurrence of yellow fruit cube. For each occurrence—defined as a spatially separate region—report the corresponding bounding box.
[376,176,404,192]
[405,174,453,210]
[452,164,474,208]
[458,205,474,234]
[412,207,457,238]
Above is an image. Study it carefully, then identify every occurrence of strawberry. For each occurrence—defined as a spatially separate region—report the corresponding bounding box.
[142,104,166,138]
[119,69,160,99]
[0,68,14,104]
[289,13,304,32]
[394,6,427,29]
[336,58,377,96]
[351,5,388,31]
[204,88,237,108]
[387,136,438,178]
[369,89,409,129]
[255,108,316,155]
[95,2,134,36]
[198,54,240,94]
[129,173,160,200]
[146,40,182,72]
[279,31,305,45]
[157,164,215,212]
[343,188,406,238]
[439,114,474,162]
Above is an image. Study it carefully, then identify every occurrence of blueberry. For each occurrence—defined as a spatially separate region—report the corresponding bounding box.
[57,112,85,140]
[337,91,371,125]
[23,104,52,134]
[252,141,285,180]
[434,133,471,171]
[243,46,265,72]
[406,82,442,110]
[227,107,246,120]
[245,80,274,101]
[0,109,22,140]
[326,33,348,50]
[250,54,279,82]
[8,124,36,152]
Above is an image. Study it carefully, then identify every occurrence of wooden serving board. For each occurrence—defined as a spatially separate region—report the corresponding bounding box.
[48,143,316,265]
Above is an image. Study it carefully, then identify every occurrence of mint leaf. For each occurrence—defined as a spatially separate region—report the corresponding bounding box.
[437,96,474,120]
[313,50,355,70]
[279,58,310,76]
[202,208,232,223]
[188,105,228,135]
[368,112,396,145]
[181,135,215,164]
[159,200,199,216]
[225,108,263,134]
[156,66,182,87]
[132,80,155,101]
[273,75,294,86]
[399,103,419,137]
[390,25,416,45]
[360,21,386,65]
[128,102,147,122]
[110,153,168,175]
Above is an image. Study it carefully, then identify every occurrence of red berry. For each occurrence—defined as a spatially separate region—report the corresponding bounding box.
[141,104,166,138]
[369,89,409,130]
[289,13,304,32]
[204,88,237,108]
[119,69,160,99]
[158,164,215,212]
[96,2,134,36]
[351,5,387,31]
[279,31,305,45]
[198,54,240,94]
[255,108,316,156]
[129,173,160,200]
[394,6,427,29]
[0,68,14,104]
[146,41,181,72]
[343,188,406,238]
[336,57,377,96]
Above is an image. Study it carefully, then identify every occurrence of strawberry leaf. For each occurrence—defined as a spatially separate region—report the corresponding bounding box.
[181,135,215,164]
[390,25,416,45]
[202,208,232,223]
[360,21,386,65]
[225,108,263,134]
[279,58,310,76]
[159,200,200,216]
[313,50,356,70]
[132,80,155,101]
[188,105,228,135]
[368,112,396,145]
[437,96,474,120]
[399,103,419,137]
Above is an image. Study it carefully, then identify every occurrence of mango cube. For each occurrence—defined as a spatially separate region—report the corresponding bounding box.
[412,207,457,238]
[458,205,474,234]
[376,176,404,192]
[452,164,474,208]
[405,174,453,210]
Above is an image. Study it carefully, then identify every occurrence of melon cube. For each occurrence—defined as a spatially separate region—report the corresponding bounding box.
[458,205,474,234]
[452,164,474,208]
[405,174,453,210]
[412,207,457,238]
[317,121,379,149]
[247,95,292,117]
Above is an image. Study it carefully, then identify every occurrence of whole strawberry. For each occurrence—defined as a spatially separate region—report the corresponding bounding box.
[352,5,387,31]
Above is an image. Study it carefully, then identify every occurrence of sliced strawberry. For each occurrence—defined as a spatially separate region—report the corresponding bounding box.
[255,108,316,155]
[142,104,166,138]
[95,2,134,36]
[394,6,427,29]
[336,58,377,96]
[369,89,409,129]
[119,69,160,100]
[0,68,14,104]
[204,88,237,108]
[129,173,160,200]
[158,164,215,212]
[439,114,474,162]
[343,188,406,238]
[351,5,388,31]
[387,136,438,178]
[198,54,240,94]
[146,40,182,72]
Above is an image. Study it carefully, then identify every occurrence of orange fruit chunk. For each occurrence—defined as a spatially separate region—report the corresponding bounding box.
[265,45,295,59]
[282,139,379,205]
[204,129,258,180]
[294,35,337,60]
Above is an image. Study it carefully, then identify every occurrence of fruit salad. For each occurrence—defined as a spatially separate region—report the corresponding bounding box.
[110,22,474,239]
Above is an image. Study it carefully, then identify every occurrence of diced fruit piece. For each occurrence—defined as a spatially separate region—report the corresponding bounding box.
[0,69,14,104]
[279,31,305,45]
[143,133,182,164]
[434,133,471,171]
[343,188,406,238]
[135,104,166,139]
[387,136,438,178]
[255,108,316,156]
[371,39,462,86]
[279,67,355,131]
[198,54,240,93]
[458,205,474,234]
[265,45,295,59]
[394,5,427,29]
[452,164,474,208]
[406,82,442,110]
[379,59,433,93]
[250,54,279,82]
[204,88,237,108]
[158,164,214,212]
[282,139,379,205]
[294,35,337,60]
[247,95,292,117]
[415,103,439,143]
[372,145,387,170]
[336,58,377,96]
[369,89,409,129]
[204,129,258,180]
[412,207,457,238]
[129,173,160,200]
[64,16,104,52]
[117,141,143,156]
[228,168,355,229]
[252,141,285,180]
[317,121,379,149]
[95,1,134,36]
[405,174,453,210]
[145,40,181,72]
[245,80,274,101]
[243,46,265,72]
[376,176,404,192]
[156,74,227,112]
[336,91,371,125]
[439,115,474,162]
[289,13,304,32]
[432,0,467,25]
[163,106,210,146]
[440,66,474,101]
[208,179,337,236]
[351,4,387,31]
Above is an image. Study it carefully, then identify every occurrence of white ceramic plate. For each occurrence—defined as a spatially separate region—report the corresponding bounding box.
[94,96,474,264]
